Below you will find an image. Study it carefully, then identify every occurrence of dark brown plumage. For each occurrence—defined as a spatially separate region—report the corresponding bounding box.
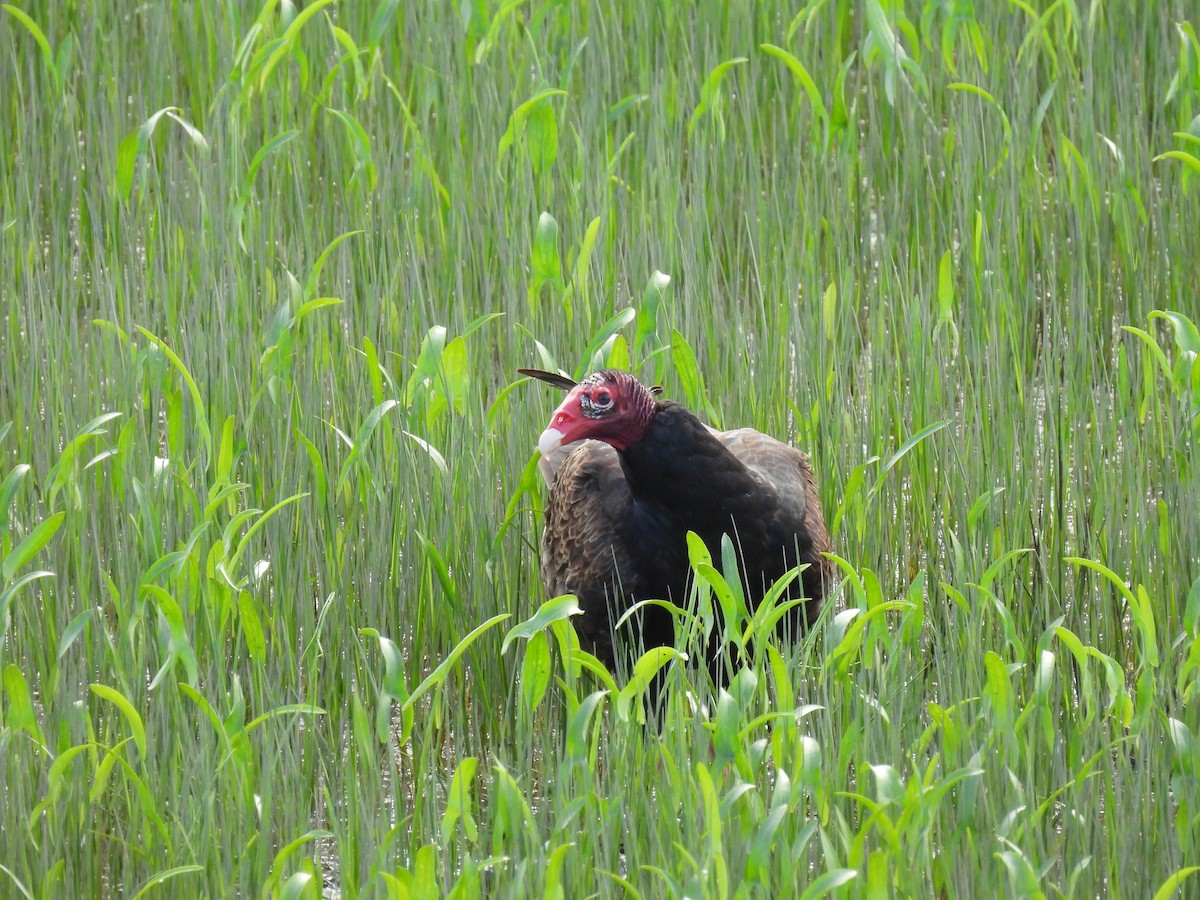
[522,368,834,670]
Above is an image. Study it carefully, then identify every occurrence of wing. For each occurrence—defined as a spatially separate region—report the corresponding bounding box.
[713,427,835,616]
[539,440,663,666]
[537,441,577,487]
[540,440,682,666]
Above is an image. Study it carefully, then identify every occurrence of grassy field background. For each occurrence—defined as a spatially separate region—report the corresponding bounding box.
[2,1,1199,896]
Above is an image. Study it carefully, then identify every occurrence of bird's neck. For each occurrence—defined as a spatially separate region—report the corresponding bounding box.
[619,402,780,593]
[621,403,758,516]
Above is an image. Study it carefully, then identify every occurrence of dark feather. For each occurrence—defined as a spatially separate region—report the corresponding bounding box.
[519,367,665,396]
[539,394,833,670]
[539,440,677,666]
[517,368,578,391]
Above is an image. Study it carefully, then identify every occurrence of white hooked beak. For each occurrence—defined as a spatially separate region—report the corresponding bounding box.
[537,426,565,457]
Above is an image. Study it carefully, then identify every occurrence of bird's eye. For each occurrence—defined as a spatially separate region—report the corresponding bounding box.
[595,391,612,406]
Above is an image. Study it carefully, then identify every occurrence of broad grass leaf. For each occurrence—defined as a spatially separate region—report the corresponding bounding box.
[227,492,307,574]
[0,463,30,539]
[543,842,573,900]
[514,324,559,375]
[136,327,213,459]
[688,56,747,137]
[822,281,838,342]
[759,44,827,121]
[1052,625,1096,723]
[245,703,325,734]
[869,763,904,806]
[116,130,141,201]
[1153,868,1200,900]
[948,83,1012,175]
[1185,575,1200,637]
[336,400,399,491]
[416,531,459,609]
[1122,325,1174,381]
[141,585,199,688]
[402,614,509,719]
[365,631,409,742]
[58,608,92,659]
[406,325,448,405]
[327,25,367,103]
[90,683,147,757]
[798,868,856,899]
[579,307,635,377]
[278,872,313,900]
[1154,150,1200,175]
[2,5,54,75]
[438,336,469,416]
[635,270,670,358]
[519,631,551,713]
[369,0,402,47]
[259,0,335,90]
[978,549,1032,591]
[473,0,525,65]
[1149,309,1200,355]
[304,230,360,299]
[670,330,719,426]
[615,646,683,723]
[870,419,950,496]
[696,561,747,647]
[163,111,207,151]
[237,590,266,663]
[441,757,480,844]
[827,602,910,674]
[530,211,566,309]
[2,511,64,582]
[967,487,1004,534]
[604,333,630,370]
[753,799,791,878]
[326,108,377,192]
[3,664,45,743]
[983,651,1015,726]
[1165,718,1196,773]
[712,688,741,767]
[502,594,581,653]
[563,216,603,313]
[525,97,558,173]
[607,92,648,123]
[830,51,857,137]
[233,130,299,250]
[1065,557,1157,666]
[498,89,566,165]
[28,744,89,829]
[995,844,1043,899]
[129,867,205,900]
[695,762,724,858]
[564,689,606,764]
[747,567,804,644]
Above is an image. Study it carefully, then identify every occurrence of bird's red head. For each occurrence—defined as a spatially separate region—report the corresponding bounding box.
[537,370,656,456]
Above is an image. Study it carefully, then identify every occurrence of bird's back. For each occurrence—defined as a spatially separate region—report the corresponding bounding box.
[711,426,834,621]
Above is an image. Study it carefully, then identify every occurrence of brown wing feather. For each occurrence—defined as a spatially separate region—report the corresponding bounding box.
[713,427,836,607]
[539,440,638,666]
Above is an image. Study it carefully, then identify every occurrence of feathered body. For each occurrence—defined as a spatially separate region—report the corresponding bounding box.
[526,369,833,668]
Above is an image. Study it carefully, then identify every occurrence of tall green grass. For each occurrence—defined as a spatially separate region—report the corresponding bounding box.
[1,1,1198,896]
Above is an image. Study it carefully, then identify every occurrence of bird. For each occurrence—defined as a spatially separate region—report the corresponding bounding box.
[520,367,834,672]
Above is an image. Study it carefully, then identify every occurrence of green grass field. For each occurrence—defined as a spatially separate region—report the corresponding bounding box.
[2,1,1199,896]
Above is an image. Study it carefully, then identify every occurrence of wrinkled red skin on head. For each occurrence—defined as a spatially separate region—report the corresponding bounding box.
[537,370,656,455]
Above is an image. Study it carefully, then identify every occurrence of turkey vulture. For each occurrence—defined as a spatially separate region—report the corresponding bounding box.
[521,367,833,670]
